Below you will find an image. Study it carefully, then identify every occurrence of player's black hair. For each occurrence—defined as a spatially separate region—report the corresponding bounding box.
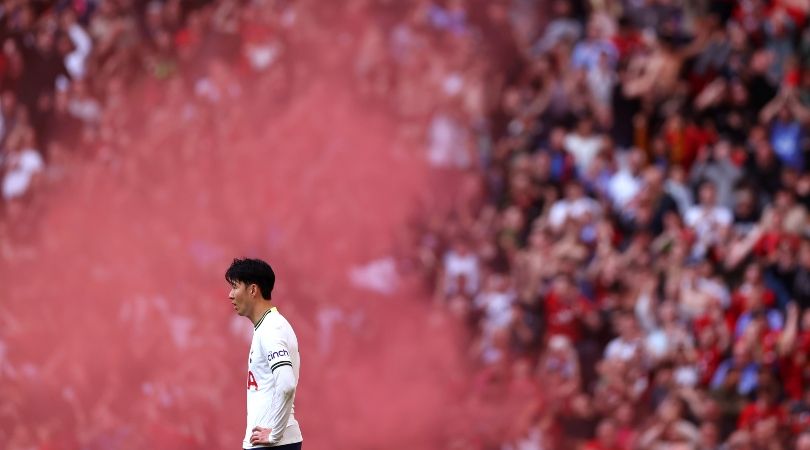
[225,258,275,300]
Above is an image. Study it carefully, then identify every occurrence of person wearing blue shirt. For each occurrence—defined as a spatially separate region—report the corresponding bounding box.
[710,343,760,396]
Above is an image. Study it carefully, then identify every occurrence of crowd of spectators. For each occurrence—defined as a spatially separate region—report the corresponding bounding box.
[416,0,810,449]
[0,0,302,220]
[5,0,810,449]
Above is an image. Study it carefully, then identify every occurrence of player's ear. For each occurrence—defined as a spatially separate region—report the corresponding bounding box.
[250,284,258,298]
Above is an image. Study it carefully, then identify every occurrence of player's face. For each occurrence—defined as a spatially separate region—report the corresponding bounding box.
[229,281,250,316]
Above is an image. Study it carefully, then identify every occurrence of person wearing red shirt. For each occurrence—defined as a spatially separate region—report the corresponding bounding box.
[737,387,786,430]
[778,303,809,400]
[545,274,600,343]
[584,419,625,450]
[695,326,723,386]
[611,16,642,61]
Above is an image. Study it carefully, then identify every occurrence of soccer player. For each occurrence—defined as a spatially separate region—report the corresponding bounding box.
[226,258,303,450]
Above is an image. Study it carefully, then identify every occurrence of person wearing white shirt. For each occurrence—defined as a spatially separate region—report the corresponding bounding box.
[61,10,93,80]
[226,258,303,450]
[604,313,643,362]
[607,147,645,210]
[563,116,603,175]
[474,272,516,338]
[2,134,44,201]
[548,181,601,232]
[684,182,732,258]
[442,240,480,296]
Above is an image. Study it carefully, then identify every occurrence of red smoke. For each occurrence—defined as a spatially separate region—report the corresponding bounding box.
[0,72,491,449]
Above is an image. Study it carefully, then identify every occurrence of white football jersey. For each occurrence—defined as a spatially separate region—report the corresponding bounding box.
[244,307,302,448]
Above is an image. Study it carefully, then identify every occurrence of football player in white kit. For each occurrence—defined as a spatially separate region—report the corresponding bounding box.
[226,258,303,450]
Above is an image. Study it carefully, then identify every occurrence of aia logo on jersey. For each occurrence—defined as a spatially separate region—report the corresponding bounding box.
[247,371,258,390]
[267,349,289,361]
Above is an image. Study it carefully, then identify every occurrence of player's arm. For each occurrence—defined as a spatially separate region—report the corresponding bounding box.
[265,362,297,443]
[251,331,297,446]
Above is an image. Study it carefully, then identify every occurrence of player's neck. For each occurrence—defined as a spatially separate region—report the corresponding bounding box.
[249,302,274,327]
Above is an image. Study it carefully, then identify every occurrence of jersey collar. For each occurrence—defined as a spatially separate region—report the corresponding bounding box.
[254,306,277,330]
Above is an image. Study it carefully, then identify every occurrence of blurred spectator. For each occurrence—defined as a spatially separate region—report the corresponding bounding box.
[413,0,810,448]
[2,124,43,202]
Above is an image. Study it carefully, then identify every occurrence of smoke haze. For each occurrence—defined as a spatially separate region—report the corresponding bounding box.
[0,71,487,449]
